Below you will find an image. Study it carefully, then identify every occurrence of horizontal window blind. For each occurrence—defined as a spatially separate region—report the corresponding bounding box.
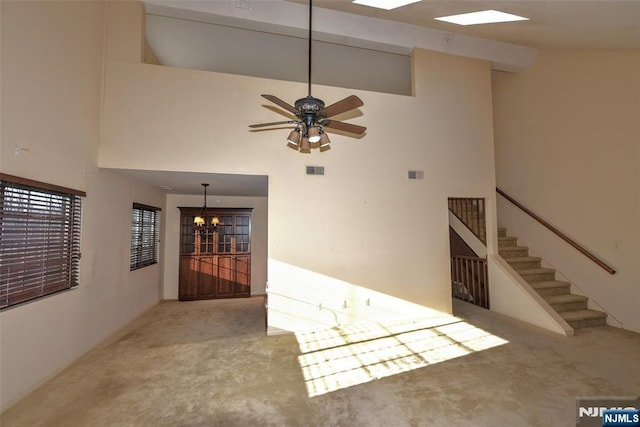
[0,176,83,309]
[131,203,160,270]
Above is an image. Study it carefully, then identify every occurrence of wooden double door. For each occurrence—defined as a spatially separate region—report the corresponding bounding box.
[178,208,252,300]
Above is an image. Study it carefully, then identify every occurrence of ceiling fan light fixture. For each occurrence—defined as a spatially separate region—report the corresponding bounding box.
[307,126,321,143]
[287,128,301,147]
[300,137,311,153]
[309,127,322,148]
[319,132,331,148]
[319,143,331,152]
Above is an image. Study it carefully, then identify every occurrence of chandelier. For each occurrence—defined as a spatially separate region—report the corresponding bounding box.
[194,183,220,233]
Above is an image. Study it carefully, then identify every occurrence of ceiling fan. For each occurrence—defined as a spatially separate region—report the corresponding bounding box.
[249,0,366,153]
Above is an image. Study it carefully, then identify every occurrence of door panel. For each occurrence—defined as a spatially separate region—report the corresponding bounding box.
[216,255,235,297]
[234,255,251,296]
[234,215,251,253]
[179,256,198,300]
[197,256,217,299]
[217,215,234,254]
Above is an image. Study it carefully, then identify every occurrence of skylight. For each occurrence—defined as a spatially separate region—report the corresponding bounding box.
[353,0,421,11]
[434,9,529,26]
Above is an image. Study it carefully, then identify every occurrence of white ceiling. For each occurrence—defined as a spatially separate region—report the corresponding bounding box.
[291,0,640,50]
[122,0,640,197]
[110,169,268,196]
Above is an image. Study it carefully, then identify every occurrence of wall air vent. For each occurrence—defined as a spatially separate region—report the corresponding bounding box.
[306,166,325,175]
[408,170,424,179]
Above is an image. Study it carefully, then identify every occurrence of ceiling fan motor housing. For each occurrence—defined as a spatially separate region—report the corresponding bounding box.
[295,96,325,114]
[295,96,326,131]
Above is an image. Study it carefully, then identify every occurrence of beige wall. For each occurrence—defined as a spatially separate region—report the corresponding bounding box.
[0,1,165,411]
[105,0,145,63]
[0,0,505,409]
[163,194,268,299]
[493,49,640,332]
[1,0,104,188]
[100,24,497,329]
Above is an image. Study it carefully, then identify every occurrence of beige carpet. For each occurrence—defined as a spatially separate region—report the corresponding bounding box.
[2,296,639,426]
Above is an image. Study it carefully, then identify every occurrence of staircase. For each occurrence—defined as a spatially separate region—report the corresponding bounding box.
[498,226,607,329]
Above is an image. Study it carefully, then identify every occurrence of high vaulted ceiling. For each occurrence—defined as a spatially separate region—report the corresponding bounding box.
[288,0,640,50]
[133,0,639,196]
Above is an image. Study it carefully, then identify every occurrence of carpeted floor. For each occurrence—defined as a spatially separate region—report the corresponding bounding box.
[1,296,638,426]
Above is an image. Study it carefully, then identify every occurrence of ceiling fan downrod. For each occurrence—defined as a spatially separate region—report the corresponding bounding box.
[308,0,313,97]
[248,0,366,152]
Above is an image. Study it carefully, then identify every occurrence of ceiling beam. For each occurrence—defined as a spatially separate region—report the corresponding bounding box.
[143,0,537,72]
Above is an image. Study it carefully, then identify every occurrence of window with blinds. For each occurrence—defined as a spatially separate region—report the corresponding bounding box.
[0,174,84,310]
[130,203,160,271]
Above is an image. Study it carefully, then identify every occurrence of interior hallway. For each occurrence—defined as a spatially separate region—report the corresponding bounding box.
[2,296,638,427]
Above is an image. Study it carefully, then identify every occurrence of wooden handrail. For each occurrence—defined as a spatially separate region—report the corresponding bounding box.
[496,187,615,275]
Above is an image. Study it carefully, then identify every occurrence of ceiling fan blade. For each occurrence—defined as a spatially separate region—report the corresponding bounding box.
[321,95,364,118]
[249,120,297,128]
[261,94,298,115]
[321,120,366,135]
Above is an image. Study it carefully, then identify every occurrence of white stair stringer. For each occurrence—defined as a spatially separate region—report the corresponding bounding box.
[488,255,574,336]
[448,211,487,257]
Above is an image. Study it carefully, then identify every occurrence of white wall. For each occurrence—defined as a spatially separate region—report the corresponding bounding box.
[163,194,268,299]
[0,1,164,411]
[493,49,640,332]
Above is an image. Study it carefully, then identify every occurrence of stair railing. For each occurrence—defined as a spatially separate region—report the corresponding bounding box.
[448,198,486,244]
[496,187,615,275]
[451,255,489,309]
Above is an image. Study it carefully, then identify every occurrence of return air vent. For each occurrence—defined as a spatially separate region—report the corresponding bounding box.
[306,166,325,175]
[408,170,424,179]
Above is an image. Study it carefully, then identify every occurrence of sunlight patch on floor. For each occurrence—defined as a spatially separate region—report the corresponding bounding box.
[267,259,459,335]
[296,317,508,397]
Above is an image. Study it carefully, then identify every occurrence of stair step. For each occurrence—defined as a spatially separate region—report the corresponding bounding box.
[499,246,530,258]
[498,236,518,248]
[493,226,604,330]
[544,294,589,312]
[505,256,542,270]
[516,267,556,283]
[560,309,607,329]
[530,280,571,296]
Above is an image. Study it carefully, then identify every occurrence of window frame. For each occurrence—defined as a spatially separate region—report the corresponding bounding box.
[130,203,161,271]
[0,173,85,310]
